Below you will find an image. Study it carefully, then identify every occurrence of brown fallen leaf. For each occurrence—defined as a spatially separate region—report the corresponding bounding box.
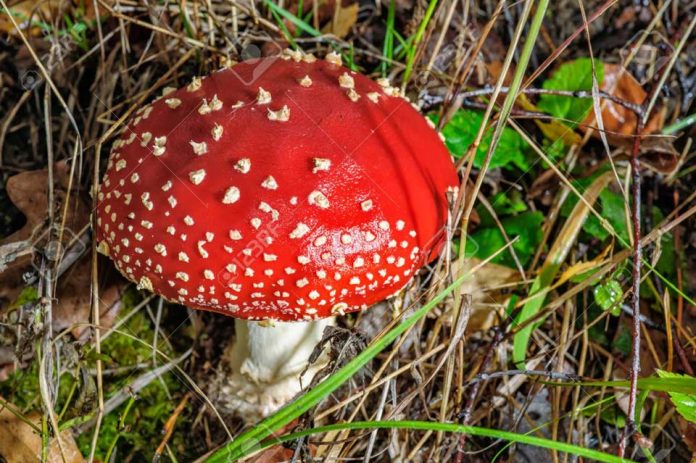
[0,399,85,462]
[0,0,106,36]
[582,64,664,143]
[321,2,359,38]
[454,258,521,331]
[0,163,123,340]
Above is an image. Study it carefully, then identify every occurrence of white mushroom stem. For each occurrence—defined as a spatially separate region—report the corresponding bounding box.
[223,317,335,421]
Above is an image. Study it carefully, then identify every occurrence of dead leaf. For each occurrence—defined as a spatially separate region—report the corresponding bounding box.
[582,64,664,143]
[0,399,85,462]
[321,2,359,38]
[282,0,358,39]
[0,163,123,338]
[454,258,521,331]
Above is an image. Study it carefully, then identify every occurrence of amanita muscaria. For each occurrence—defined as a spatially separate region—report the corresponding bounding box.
[96,49,458,419]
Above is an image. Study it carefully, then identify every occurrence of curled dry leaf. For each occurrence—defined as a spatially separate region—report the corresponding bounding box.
[454,257,521,331]
[582,64,665,142]
[0,163,123,338]
[0,399,85,462]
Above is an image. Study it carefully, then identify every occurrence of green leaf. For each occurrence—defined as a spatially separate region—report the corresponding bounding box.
[656,370,696,424]
[466,211,543,268]
[537,58,604,126]
[594,279,623,316]
[560,176,629,243]
[433,109,531,170]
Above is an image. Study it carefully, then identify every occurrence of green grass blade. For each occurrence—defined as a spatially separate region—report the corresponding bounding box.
[401,0,438,85]
[264,0,321,37]
[241,421,637,463]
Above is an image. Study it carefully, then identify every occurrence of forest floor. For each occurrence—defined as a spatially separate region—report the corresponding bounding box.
[0,0,695,461]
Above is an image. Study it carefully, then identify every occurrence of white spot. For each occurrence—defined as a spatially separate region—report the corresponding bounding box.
[140,132,152,147]
[178,252,190,263]
[189,169,206,185]
[314,236,327,246]
[229,230,242,240]
[308,190,330,209]
[234,158,251,173]
[267,105,290,122]
[115,159,127,171]
[379,221,390,230]
[168,196,177,208]
[326,51,342,66]
[347,89,360,102]
[367,92,380,103]
[299,75,312,87]
[166,226,176,235]
[187,76,202,92]
[361,200,373,212]
[285,267,296,274]
[130,173,140,183]
[396,220,405,231]
[349,277,360,285]
[165,98,181,108]
[297,255,310,265]
[353,257,365,268]
[261,176,278,190]
[212,124,223,141]
[206,232,214,242]
[312,158,331,173]
[341,234,352,244]
[244,268,254,277]
[222,186,240,204]
[338,72,354,89]
[154,243,167,256]
[141,220,153,229]
[197,240,209,258]
[184,216,194,226]
[141,192,153,210]
[308,290,320,300]
[263,253,277,262]
[289,223,310,239]
[204,270,215,280]
[256,87,271,105]
[290,196,298,205]
[138,276,153,291]
[190,140,208,155]
[296,278,309,288]
[316,270,327,278]
[209,94,222,111]
[176,272,189,281]
[250,218,262,229]
[364,231,376,242]
[162,181,173,192]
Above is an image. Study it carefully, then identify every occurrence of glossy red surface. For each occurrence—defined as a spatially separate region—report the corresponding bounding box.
[96,52,458,321]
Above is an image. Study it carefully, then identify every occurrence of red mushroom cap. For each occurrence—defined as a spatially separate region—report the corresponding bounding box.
[96,50,458,321]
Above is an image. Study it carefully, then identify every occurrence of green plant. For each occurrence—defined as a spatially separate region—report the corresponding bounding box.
[434,109,531,170]
[537,58,605,127]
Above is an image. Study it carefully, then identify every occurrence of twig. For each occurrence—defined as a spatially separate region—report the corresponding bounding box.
[619,117,644,458]
[154,392,192,461]
[468,370,582,383]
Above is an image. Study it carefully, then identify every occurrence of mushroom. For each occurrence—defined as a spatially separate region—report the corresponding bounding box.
[95,49,459,420]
